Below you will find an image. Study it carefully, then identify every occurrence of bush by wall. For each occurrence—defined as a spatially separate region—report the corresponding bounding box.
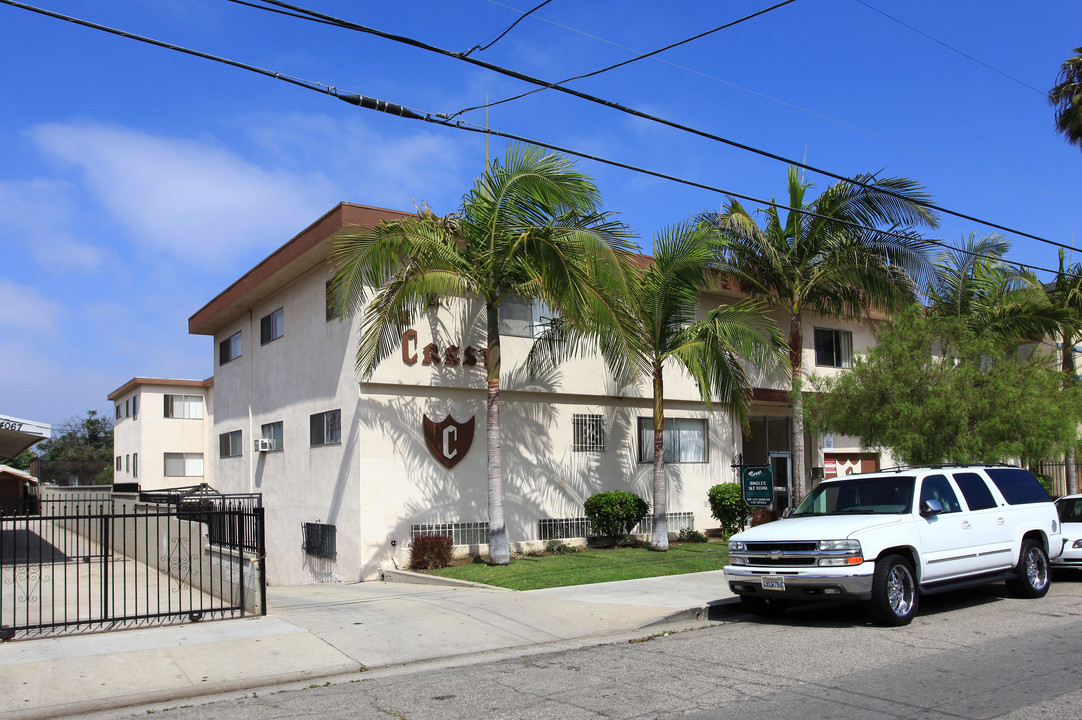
[584,490,650,547]
[707,483,752,537]
[411,534,454,570]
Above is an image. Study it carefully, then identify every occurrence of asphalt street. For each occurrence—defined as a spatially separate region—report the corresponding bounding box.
[81,575,1082,720]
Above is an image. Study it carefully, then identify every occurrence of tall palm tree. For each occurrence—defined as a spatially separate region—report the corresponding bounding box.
[531,222,788,551]
[330,144,636,565]
[1050,47,1082,150]
[701,166,938,504]
[926,233,1057,346]
[1050,249,1082,495]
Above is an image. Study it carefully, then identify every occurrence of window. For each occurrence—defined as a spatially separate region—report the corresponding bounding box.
[115,456,122,471]
[164,394,204,419]
[164,452,204,477]
[125,454,129,473]
[261,421,284,452]
[310,409,341,446]
[572,414,605,452]
[220,331,242,365]
[132,453,138,479]
[132,395,138,419]
[919,474,961,513]
[498,294,557,338]
[985,468,1051,505]
[952,472,997,511]
[814,328,853,368]
[303,522,337,559]
[125,399,130,418]
[115,404,122,420]
[260,307,284,345]
[220,430,242,458]
[637,417,707,463]
[326,281,342,321]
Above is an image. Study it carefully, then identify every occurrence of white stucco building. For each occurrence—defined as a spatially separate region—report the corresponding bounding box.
[109,378,213,491]
[111,202,887,586]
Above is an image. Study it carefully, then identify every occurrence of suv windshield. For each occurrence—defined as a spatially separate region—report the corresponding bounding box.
[792,476,915,516]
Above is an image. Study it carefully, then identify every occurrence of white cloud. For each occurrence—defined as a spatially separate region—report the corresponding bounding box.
[0,279,62,334]
[0,179,104,272]
[29,122,337,269]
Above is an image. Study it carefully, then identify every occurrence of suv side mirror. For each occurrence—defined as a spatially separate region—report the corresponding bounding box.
[781,507,793,519]
[920,498,944,516]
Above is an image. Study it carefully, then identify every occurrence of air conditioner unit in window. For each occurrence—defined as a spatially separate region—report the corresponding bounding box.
[255,438,272,452]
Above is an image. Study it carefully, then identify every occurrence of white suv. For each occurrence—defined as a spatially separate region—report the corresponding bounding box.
[724,465,1062,625]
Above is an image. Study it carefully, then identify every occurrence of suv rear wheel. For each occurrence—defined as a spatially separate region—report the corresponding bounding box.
[868,554,918,626]
[1006,538,1050,598]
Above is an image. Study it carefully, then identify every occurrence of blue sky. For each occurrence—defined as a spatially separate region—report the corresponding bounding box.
[1,0,1079,428]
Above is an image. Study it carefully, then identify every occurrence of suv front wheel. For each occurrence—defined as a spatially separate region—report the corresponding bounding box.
[868,554,918,626]
[1006,538,1050,598]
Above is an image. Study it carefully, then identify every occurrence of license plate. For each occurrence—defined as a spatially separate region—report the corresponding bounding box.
[761,576,785,591]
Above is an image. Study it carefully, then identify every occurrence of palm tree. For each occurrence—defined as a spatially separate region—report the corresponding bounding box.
[1050,249,1082,495]
[531,222,788,551]
[1050,47,1082,150]
[701,166,938,505]
[925,233,1057,346]
[330,144,636,565]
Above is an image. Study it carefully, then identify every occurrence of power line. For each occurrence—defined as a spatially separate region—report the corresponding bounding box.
[853,0,1045,96]
[452,0,800,116]
[461,0,554,57]
[1,0,1076,282]
[225,0,1081,258]
[478,0,1081,209]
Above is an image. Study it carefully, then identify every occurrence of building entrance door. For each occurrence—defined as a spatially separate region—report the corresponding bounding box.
[770,452,791,510]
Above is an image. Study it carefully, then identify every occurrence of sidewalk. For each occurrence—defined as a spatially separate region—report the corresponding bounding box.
[0,570,740,720]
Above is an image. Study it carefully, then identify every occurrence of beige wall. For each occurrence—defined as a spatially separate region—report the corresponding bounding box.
[112,383,211,491]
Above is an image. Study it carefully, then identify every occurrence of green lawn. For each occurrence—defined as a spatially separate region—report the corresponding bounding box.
[424,541,729,591]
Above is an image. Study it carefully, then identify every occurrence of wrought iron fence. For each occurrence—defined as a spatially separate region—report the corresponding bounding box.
[1,495,264,640]
[410,521,489,546]
[538,512,696,541]
[138,484,262,554]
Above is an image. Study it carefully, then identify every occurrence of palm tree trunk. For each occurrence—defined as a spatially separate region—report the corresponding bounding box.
[650,365,668,551]
[789,313,806,507]
[486,304,510,565]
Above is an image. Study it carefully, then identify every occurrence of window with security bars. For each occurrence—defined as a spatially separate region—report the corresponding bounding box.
[411,522,489,546]
[539,512,694,540]
[572,414,605,452]
[303,522,336,559]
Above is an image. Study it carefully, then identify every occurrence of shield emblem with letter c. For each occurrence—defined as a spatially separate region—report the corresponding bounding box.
[423,414,475,469]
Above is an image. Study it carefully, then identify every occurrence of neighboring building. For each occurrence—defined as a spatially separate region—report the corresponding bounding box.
[174,202,889,585]
[108,378,213,491]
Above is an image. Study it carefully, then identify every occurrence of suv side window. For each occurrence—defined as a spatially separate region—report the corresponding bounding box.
[984,468,1052,505]
[952,472,998,511]
[919,474,962,513]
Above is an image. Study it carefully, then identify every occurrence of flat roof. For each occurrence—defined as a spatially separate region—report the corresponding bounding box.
[108,377,214,401]
[188,202,412,337]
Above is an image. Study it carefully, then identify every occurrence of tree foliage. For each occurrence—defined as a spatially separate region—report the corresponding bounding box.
[37,411,114,464]
[806,311,1082,466]
[1049,46,1082,150]
[707,483,752,538]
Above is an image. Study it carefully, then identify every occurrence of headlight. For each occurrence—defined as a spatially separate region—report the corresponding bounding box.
[729,556,747,565]
[1072,539,1082,549]
[729,540,746,552]
[818,539,861,552]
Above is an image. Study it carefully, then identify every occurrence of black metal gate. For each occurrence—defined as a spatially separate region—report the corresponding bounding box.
[1,492,265,640]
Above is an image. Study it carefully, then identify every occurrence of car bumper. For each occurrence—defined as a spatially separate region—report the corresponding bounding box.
[724,566,874,600]
[1051,539,1082,568]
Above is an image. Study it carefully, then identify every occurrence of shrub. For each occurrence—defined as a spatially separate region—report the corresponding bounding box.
[411,534,453,570]
[677,528,708,543]
[545,539,578,554]
[707,483,752,537]
[584,490,650,547]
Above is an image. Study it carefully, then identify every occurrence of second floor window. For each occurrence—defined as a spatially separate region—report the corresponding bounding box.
[220,430,242,458]
[498,294,557,338]
[261,308,284,345]
[572,414,605,452]
[262,421,284,452]
[164,452,204,477]
[220,331,242,365]
[164,394,204,419]
[310,409,342,446]
[814,328,853,368]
